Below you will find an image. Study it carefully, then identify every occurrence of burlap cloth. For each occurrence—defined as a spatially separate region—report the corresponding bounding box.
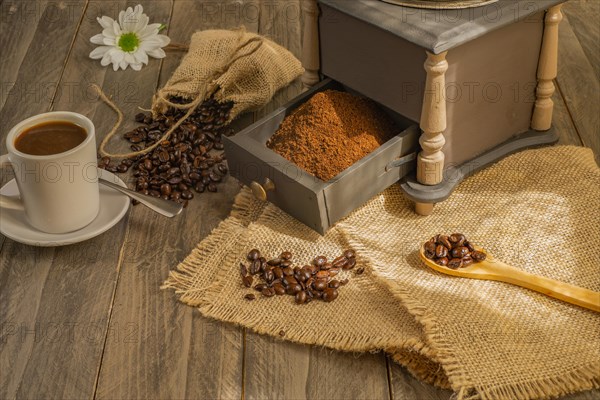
[152,28,304,122]
[163,146,600,399]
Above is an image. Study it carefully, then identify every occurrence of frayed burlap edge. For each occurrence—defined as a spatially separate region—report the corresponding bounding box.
[162,188,449,387]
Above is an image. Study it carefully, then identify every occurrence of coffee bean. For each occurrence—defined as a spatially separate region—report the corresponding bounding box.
[273,283,286,295]
[439,235,452,250]
[135,112,146,123]
[295,291,307,304]
[280,251,293,260]
[284,276,298,286]
[207,183,217,192]
[254,283,268,292]
[344,257,356,270]
[181,190,194,200]
[268,258,282,266]
[329,280,341,289]
[286,284,302,295]
[322,288,339,302]
[355,267,365,275]
[282,266,293,276]
[262,288,275,297]
[448,258,463,269]
[451,246,469,259]
[244,293,256,301]
[424,241,436,256]
[435,245,448,258]
[262,269,274,284]
[462,256,474,267]
[343,249,356,259]
[328,267,340,277]
[312,279,328,291]
[239,262,248,276]
[471,251,486,261]
[242,275,253,288]
[449,233,466,247]
[435,257,449,266]
[279,330,285,337]
[273,267,284,280]
[160,183,172,196]
[247,249,260,261]
[194,183,205,193]
[316,270,329,279]
[332,256,348,269]
[312,256,327,267]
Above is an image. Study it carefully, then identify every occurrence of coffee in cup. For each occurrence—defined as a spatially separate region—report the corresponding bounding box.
[1,112,100,234]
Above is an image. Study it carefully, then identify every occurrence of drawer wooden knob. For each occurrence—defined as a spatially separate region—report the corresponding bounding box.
[250,178,275,201]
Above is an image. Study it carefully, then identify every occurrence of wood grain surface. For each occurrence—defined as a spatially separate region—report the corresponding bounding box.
[0,1,598,399]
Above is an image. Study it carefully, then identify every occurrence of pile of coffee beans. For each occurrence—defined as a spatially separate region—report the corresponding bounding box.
[240,248,360,304]
[424,233,486,269]
[98,97,235,207]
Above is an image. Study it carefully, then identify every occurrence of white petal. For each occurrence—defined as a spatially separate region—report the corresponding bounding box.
[100,56,112,66]
[134,49,148,65]
[119,60,129,70]
[111,49,125,63]
[113,61,120,71]
[141,34,170,49]
[103,37,116,46]
[112,20,122,36]
[97,16,114,30]
[102,27,116,39]
[146,48,165,59]
[138,23,161,39]
[130,62,143,71]
[118,10,125,27]
[121,6,139,32]
[123,52,136,64]
[155,34,170,47]
[133,13,149,33]
[90,33,105,44]
[89,46,111,59]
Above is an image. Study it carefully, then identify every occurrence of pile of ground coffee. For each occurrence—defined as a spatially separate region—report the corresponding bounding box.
[266,90,398,182]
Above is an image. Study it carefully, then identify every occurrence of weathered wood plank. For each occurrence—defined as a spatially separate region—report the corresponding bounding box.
[563,0,600,82]
[95,1,258,398]
[552,84,582,146]
[244,334,391,400]
[0,0,50,111]
[556,13,600,163]
[387,357,452,400]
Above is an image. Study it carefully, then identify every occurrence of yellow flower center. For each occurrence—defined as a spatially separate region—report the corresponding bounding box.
[118,33,140,52]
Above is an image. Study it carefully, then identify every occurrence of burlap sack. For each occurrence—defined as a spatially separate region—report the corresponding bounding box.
[163,146,600,400]
[152,28,304,121]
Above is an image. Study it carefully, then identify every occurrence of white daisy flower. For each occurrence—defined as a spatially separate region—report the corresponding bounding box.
[89,4,170,71]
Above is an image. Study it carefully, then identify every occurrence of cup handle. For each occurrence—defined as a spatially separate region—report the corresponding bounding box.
[0,154,25,210]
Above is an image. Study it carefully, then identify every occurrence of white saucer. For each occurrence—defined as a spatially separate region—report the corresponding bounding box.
[0,169,130,247]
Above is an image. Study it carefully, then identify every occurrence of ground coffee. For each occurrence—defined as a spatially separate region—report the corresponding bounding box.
[266,90,398,182]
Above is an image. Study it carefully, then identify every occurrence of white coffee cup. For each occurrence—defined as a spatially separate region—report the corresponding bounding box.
[1,112,100,233]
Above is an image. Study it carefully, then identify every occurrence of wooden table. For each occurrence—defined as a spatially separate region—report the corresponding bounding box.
[1,1,598,399]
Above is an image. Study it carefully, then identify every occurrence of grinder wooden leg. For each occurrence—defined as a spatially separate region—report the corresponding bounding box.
[532,5,563,131]
[301,0,320,89]
[415,51,448,216]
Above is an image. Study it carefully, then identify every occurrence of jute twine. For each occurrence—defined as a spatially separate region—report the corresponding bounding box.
[95,28,303,160]
[163,146,600,399]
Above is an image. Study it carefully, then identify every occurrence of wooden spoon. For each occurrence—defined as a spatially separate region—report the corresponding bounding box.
[419,245,600,312]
